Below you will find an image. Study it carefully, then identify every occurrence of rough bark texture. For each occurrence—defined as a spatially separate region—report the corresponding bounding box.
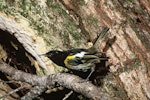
[0,0,150,100]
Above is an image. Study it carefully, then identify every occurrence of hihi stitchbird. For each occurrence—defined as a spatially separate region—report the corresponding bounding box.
[42,27,109,80]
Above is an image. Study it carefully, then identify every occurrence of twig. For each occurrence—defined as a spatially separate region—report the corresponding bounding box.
[0,84,26,99]
[1,80,21,84]
[63,90,73,100]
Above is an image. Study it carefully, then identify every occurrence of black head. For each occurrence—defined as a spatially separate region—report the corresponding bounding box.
[42,50,68,67]
[44,50,63,58]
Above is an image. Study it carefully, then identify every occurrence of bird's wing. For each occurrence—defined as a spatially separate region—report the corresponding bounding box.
[67,57,83,66]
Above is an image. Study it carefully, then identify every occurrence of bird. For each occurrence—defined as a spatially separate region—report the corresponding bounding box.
[42,27,109,80]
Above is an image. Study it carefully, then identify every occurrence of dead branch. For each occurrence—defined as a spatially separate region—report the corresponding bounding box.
[63,90,73,100]
[0,61,111,100]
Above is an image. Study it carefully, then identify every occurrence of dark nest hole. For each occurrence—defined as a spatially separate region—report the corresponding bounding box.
[0,30,36,96]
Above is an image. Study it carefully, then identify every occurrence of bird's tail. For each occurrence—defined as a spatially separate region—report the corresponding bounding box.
[93,27,109,47]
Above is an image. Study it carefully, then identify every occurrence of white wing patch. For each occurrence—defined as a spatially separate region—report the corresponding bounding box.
[74,51,86,58]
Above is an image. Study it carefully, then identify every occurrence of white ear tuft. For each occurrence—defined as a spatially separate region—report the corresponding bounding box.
[74,51,86,58]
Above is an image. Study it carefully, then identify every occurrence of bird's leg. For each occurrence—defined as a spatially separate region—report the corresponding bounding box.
[85,66,95,81]
[78,66,95,83]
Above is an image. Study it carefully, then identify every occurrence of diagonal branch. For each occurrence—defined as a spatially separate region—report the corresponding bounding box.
[0,61,110,100]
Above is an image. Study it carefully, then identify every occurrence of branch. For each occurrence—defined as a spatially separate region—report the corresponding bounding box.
[0,61,110,100]
[63,91,73,100]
